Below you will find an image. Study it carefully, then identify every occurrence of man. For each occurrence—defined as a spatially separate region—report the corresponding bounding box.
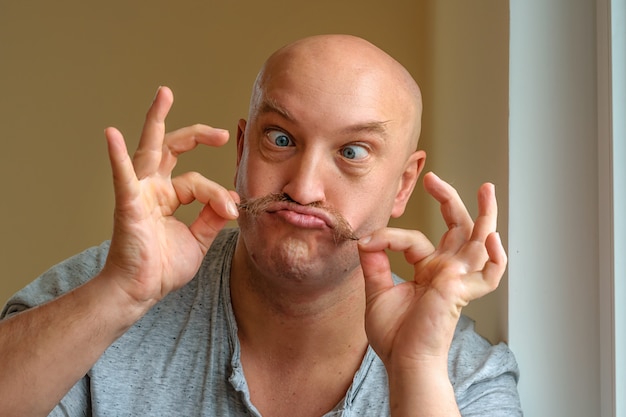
[0,35,521,416]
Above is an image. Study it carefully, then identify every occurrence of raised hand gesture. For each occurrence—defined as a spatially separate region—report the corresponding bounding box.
[102,86,239,311]
[357,172,507,415]
[0,87,241,417]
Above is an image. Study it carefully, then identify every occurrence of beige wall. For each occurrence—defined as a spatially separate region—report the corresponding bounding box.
[0,1,508,342]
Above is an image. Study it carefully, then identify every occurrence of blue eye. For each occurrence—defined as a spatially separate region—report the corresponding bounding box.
[341,144,369,160]
[267,130,293,147]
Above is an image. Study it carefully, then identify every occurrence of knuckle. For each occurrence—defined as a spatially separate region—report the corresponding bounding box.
[187,171,203,180]
[189,123,206,132]
[177,171,200,181]
[440,260,468,277]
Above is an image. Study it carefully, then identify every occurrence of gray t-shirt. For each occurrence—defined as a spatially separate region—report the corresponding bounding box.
[2,228,522,416]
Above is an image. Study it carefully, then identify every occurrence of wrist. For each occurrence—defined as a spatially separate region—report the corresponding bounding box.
[386,357,459,417]
[387,353,449,382]
[84,271,156,336]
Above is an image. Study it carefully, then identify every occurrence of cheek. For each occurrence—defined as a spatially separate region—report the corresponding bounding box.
[235,145,249,192]
[341,183,397,234]
[236,153,275,197]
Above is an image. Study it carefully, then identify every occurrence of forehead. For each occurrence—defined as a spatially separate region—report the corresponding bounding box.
[251,56,404,131]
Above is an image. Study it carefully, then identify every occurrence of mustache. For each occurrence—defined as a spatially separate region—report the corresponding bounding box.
[237,193,359,242]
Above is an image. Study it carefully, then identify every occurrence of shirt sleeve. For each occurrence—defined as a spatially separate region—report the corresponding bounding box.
[449,315,523,416]
[1,242,110,417]
[1,241,111,319]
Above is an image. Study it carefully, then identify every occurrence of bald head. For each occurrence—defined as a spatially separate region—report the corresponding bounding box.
[247,34,423,152]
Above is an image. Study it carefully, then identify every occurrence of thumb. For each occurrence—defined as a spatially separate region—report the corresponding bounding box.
[358,227,437,301]
[357,237,395,301]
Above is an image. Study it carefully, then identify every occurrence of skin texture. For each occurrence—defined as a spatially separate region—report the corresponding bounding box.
[0,35,507,417]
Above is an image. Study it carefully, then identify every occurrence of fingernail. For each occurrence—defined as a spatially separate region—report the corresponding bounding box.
[152,86,162,102]
[358,235,372,245]
[227,201,239,217]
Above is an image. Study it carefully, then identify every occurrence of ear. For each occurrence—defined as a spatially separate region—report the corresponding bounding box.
[390,150,426,218]
[234,119,247,187]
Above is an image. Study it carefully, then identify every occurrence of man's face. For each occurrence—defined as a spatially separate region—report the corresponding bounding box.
[234,41,423,283]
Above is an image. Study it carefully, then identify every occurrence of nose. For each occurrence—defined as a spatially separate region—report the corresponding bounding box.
[281,149,327,206]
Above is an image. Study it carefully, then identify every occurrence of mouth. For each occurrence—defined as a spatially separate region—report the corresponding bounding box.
[237,195,359,241]
[267,201,335,226]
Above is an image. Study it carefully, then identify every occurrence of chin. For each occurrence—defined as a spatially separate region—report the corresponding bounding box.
[241,225,360,284]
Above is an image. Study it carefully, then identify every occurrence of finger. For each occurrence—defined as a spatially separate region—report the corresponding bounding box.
[358,228,436,265]
[458,183,498,271]
[423,172,473,231]
[468,182,498,244]
[172,172,239,220]
[189,190,241,253]
[357,245,394,301]
[358,228,436,299]
[464,232,507,300]
[132,86,174,179]
[448,183,498,270]
[105,127,138,204]
[158,125,230,176]
[423,172,474,252]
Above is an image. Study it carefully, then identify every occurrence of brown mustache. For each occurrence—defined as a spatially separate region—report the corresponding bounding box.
[237,193,359,242]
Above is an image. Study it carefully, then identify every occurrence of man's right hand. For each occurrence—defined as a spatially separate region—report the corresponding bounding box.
[100,86,239,315]
[0,87,239,417]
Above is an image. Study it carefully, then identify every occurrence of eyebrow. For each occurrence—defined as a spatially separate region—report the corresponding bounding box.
[257,98,295,122]
[257,97,392,139]
[339,120,391,138]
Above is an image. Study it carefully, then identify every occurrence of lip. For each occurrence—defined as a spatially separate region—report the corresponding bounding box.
[264,201,336,230]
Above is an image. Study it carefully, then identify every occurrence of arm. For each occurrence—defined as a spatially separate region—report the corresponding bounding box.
[357,172,508,416]
[0,86,239,417]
